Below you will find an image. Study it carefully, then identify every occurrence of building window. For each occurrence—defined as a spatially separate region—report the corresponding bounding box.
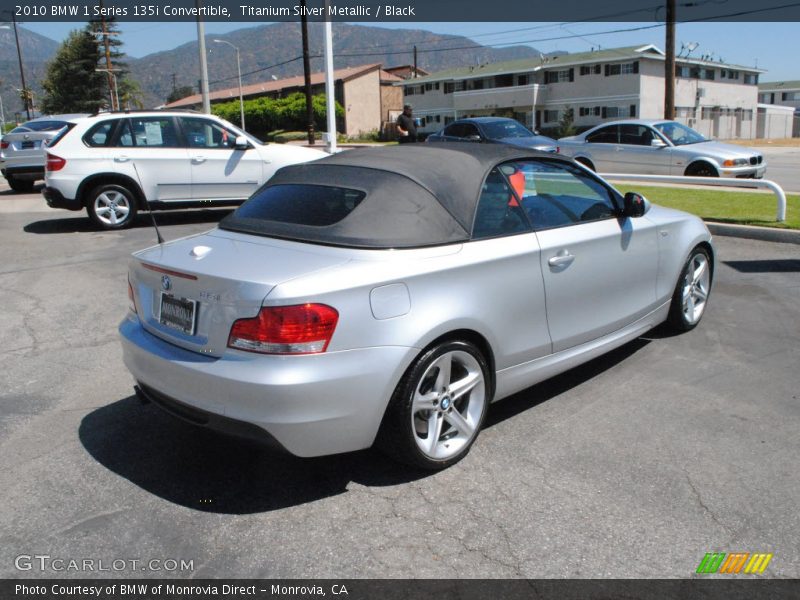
[677,66,691,78]
[545,69,574,84]
[468,79,484,90]
[544,110,560,123]
[744,74,758,85]
[494,74,513,88]
[455,81,465,92]
[580,66,591,76]
[404,87,414,96]
[444,116,454,125]
[741,109,753,121]
[444,82,454,94]
[517,74,528,86]
[676,106,697,119]
[579,65,601,76]
[605,62,639,76]
[424,83,432,91]
[630,104,637,118]
[434,82,440,90]
[721,69,740,80]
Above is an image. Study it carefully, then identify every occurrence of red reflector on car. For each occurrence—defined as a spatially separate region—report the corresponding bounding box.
[45,153,66,172]
[228,304,339,355]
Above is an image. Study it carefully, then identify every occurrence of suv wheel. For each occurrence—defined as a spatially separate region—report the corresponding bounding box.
[86,183,138,229]
[7,176,35,193]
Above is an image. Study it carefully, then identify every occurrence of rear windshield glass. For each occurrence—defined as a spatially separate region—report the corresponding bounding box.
[13,120,68,133]
[47,123,77,147]
[233,184,366,227]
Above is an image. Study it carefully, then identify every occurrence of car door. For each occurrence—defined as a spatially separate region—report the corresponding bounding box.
[115,116,192,202]
[507,159,660,352]
[179,116,263,201]
[614,124,672,174]
[581,125,620,171]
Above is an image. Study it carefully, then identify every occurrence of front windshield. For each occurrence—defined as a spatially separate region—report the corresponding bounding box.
[654,121,706,146]
[481,120,534,139]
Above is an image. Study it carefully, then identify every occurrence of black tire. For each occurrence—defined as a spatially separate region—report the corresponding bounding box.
[7,176,35,193]
[86,183,138,230]
[575,157,595,171]
[685,162,718,177]
[377,340,491,470]
[666,246,713,332]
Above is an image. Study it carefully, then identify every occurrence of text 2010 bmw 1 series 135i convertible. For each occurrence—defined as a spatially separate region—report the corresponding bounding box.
[120,144,713,470]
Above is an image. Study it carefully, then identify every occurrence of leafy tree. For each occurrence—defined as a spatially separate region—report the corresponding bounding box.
[558,107,576,138]
[119,78,145,110]
[167,85,195,105]
[40,28,106,114]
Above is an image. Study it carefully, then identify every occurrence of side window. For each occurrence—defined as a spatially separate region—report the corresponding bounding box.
[83,120,117,147]
[443,123,463,137]
[619,124,653,146]
[116,120,134,147]
[586,126,618,144]
[472,167,530,240]
[503,160,619,230]
[181,117,238,149]
[127,117,181,147]
[461,124,481,139]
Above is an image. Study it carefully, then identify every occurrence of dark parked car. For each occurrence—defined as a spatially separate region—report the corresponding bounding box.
[427,117,559,153]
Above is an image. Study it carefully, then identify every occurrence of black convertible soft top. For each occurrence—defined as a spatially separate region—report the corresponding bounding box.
[221,144,570,249]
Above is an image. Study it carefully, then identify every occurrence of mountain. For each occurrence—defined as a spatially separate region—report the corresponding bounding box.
[2,23,547,118]
[130,23,545,108]
[0,27,61,119]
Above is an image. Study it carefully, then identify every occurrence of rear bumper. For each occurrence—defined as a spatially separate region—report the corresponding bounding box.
[42,186,82,211]
[1,165,44,181]
[119,315,417,457]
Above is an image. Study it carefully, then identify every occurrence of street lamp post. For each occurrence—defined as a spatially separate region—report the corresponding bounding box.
[213,39,245,131]
[95,68,120,111]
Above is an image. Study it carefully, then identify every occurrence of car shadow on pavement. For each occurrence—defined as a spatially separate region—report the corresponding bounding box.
[484,337,650,428]
[79,338,651,515]
[24,210,233,234]
[79,395,432,515]
[724,259,800,273]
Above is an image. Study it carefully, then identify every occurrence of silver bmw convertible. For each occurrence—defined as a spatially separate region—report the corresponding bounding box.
[120,144,714,470]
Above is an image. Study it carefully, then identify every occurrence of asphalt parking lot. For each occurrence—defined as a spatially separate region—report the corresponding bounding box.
[0,182,798,579]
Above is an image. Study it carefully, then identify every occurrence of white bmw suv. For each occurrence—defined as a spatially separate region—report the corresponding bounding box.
[43,111,327,229]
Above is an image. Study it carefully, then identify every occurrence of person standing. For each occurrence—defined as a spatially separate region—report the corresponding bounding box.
[396,104,418,144]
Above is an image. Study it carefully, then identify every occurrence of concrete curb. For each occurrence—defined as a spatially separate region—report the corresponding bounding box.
[705,222,800,245]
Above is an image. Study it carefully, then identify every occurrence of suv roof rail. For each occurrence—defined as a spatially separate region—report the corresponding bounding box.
[89,108,205,117]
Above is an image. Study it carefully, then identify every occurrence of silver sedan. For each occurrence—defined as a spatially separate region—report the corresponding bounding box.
[558,119,766,178]
[120,144,714,470]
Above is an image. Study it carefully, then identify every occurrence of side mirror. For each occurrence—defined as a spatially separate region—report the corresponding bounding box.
[234,135,250,150]
[651,138,667,148]
[622,192,649,218]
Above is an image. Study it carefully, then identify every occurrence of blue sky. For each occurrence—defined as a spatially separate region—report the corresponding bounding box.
[22,21,798,82]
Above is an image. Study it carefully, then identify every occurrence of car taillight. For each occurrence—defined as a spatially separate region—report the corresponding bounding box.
[46,153,66,172]
[555,146,560,154]
[0,140,8,149]
[228,304,339,355]
[128,278,137,315]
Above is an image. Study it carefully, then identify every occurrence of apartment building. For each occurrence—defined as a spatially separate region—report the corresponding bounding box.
[401,45,764,139]
[758,80,800,109]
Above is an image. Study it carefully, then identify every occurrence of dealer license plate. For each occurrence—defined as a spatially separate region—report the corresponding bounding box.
[159,292,197,335]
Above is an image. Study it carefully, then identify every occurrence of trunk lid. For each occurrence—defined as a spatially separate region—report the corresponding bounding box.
[129,230,349,357]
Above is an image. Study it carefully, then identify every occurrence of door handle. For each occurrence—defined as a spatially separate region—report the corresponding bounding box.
[614,146,624,152]
[548,251,575,267]
[113,156,130,162]
[191,156,207,164]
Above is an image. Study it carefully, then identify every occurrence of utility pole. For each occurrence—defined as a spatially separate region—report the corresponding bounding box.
[413,45,418,78]
[301,0,315,145]
[98,0,117,110]
[11,12,30,120]
[323,0,336,153]
[664,0,676,120]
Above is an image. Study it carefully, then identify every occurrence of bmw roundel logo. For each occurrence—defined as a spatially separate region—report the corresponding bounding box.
[161,275,172,291]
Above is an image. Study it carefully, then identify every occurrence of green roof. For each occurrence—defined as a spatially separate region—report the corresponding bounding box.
[758,80,800,91]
